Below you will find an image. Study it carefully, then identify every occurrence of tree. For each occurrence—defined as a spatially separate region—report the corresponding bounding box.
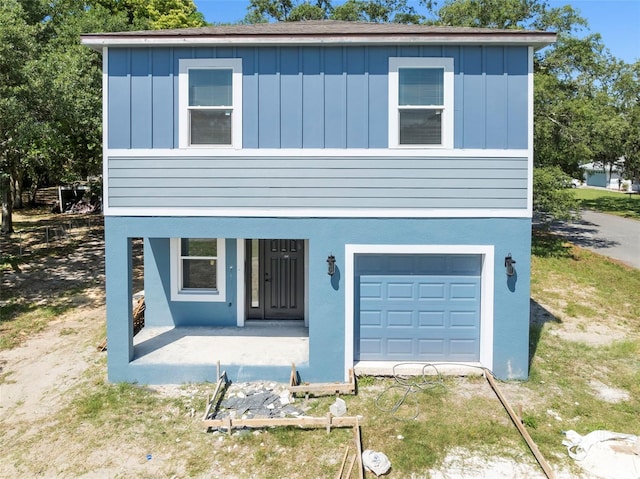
[533,166,580,226]
[0,0,39,232]
[0,0,208,233]
[423,0,545,28]
[245,0,422,23]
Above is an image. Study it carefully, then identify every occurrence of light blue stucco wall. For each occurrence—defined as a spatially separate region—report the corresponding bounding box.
[143,238,237,327]
[107,45,529,150]
[105,215,532,384]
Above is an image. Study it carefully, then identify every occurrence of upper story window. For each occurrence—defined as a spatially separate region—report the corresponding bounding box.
[389,57,454,149]
[179,58,243,149]
[170,238,226,302]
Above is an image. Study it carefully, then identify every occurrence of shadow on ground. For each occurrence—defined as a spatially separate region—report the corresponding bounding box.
[529,299,560,370]
[549,218,619,249]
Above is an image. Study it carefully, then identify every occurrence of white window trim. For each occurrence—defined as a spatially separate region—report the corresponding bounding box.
[178,58,243,149]
[388,57,454,149]
[344,244,494,382]
[170,238,226,302]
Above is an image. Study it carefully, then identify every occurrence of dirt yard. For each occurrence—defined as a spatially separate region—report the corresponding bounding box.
[1,211,638,478]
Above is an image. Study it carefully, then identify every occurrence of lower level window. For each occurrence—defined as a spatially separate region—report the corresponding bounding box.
[171,238,226,302]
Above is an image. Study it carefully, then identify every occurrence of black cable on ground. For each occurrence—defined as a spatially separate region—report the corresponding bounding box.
[374,362,495,420]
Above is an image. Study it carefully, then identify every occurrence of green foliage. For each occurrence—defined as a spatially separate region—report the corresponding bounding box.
[533,166,580,224]
[245,0,422,23]
[424,0,546,29]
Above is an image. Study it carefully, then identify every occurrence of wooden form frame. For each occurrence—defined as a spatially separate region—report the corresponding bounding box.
[289,363,356,397]
[202,369,361,435]
[201,368,364,477]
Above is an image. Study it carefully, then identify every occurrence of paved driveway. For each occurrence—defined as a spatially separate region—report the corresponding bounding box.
[551,210,640,269]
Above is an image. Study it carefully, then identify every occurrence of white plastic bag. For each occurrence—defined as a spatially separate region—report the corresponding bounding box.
[562,429,638,461]
[362,449,391,476]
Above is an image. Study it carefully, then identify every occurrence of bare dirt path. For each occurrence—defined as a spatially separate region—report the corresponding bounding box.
[0,303,104,423]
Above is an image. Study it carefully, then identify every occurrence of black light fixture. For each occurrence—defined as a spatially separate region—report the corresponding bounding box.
[504,253,516,276]
[327,254,336,276]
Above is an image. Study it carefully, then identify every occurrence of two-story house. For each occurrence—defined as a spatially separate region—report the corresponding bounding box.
[81,21,555,384]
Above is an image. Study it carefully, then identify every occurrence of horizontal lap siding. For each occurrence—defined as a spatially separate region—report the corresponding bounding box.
[107,46,529,149]
[107,156,528,209]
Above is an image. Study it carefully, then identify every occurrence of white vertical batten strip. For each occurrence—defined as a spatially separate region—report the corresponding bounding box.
[102,47,110,215]
[527,46,534,216]
[237,239,245,327]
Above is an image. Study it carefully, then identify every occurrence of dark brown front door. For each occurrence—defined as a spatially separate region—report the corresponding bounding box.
[246,239,304,320]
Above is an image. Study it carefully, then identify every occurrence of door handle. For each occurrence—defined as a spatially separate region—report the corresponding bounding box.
[265,272,270,282]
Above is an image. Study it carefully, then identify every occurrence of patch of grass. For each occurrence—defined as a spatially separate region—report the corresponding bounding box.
[531,239,640,323]
[574,188,640,219]
[0,303,75,350]
[564,302,597,318]
[531,230,574,258]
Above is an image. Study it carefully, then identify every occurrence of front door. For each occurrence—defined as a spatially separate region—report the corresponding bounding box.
[246,239,305,320]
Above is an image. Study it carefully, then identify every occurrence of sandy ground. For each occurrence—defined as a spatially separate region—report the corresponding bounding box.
[1,216,638,478]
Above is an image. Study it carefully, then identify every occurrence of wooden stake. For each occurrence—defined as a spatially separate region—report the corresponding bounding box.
[335,446,350,479]
[354,418,364,479]
[486,372,555,479]
[344,455,357,479]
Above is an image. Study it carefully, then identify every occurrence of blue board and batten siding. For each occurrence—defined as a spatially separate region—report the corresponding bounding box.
[107,156,529,210]
[107,45,529,150]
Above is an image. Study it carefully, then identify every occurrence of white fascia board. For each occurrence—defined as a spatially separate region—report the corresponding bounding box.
[81,35,556,49]
[103,206,532,218]
[106,148,528,158]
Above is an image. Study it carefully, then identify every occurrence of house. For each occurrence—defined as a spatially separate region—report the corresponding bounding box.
[81,21,555,384]
[580,161,625,190]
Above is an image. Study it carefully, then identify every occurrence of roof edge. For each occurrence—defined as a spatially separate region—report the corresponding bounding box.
[81,32,556,50]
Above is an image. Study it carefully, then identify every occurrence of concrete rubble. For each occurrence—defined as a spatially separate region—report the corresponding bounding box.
[212,382,304,421]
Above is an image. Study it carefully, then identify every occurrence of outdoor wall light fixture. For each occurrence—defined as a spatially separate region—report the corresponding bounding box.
[327,254,336,276]
[504,253,516,276]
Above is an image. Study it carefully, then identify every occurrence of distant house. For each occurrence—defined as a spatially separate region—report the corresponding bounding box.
[580,161,625,189]
[82,21,555,384]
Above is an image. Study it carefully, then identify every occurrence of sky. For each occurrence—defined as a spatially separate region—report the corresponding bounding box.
[192,0,640,64]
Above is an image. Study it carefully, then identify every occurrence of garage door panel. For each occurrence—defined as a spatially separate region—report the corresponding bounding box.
[450,311,478,327]
[387,282,414,299]
[387,339,413,355]
[418,339,445,356]
[450,282,480,299]
[387,311,414,327]
[418,311,445,327]
[450,339,478,358]
[418,283,446,299]
[360,282,382,298]
[356,254,482,362]
[360,310,382,327]
[360,338,382,355]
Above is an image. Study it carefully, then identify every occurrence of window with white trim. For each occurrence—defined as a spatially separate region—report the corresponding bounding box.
[389,57,454,149]
[170,238,226,302]
[179,58,243,148]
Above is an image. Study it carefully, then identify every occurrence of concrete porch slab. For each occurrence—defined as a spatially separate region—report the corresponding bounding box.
[132,321,309,367]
